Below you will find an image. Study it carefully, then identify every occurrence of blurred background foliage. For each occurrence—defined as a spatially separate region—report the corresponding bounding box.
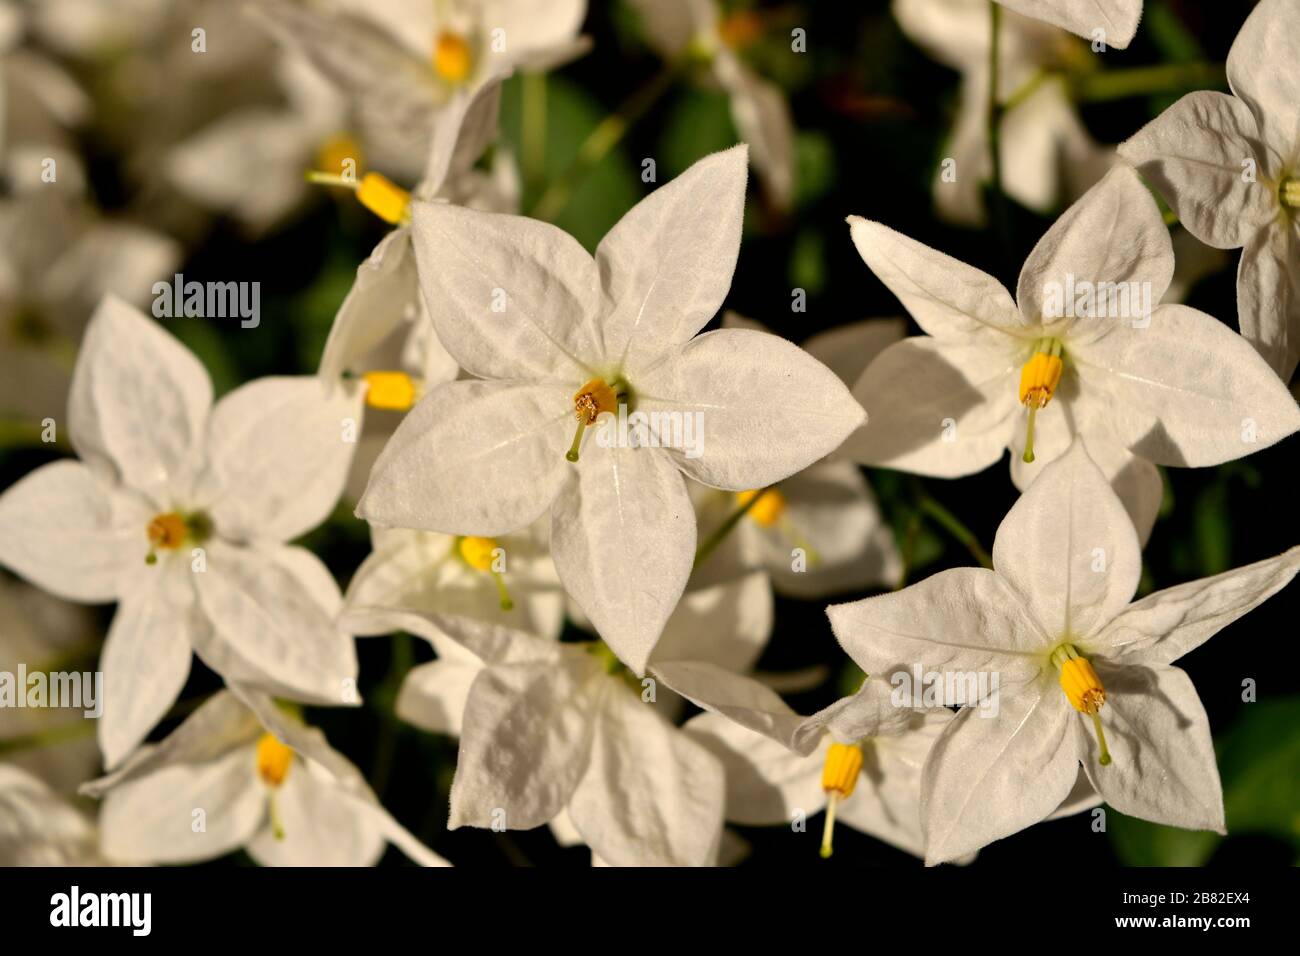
[1,0,1296,866]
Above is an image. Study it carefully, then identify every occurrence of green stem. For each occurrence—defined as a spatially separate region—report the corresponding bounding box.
[522,70,548,195]
[917,492,993,570]
[530,61,680,222]
[694,487,774,570]
[370,632,414,798]
[0,719,96,756]
[1072,62,1225,102]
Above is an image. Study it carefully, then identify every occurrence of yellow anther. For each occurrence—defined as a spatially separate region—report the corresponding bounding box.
[315,133,362,179]
[457,536,500,572]
[433,31,473,83]
[147,513,188,551]
[819,742,863,859]
[566,378,620,463]
[1282,177,1300,210]
[718,11,763,49]
[736,488,787,528]
[256,733,294,788]
[1018,351,1064,408]
[362,371,419,411]
[355,172,412,225]
[1051,644,1112,766]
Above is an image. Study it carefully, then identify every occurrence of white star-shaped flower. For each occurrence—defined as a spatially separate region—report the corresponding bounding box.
[827,441,1300,864]
[1119,0,1300,379]
[843,164,1300,543]
[357,145,866,674]
[0,296,362,767]
[82,688,447,867]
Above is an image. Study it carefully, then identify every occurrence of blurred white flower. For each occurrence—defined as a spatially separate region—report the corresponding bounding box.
[844,166,1300,544]
[828,442,1300,864]
[0,297,362,768]
[1119,0,1300,380]
[83,688,447,866]
[0,763,110,865]
[358,146,864,674]
[995,0,1142,50]
[895,0,1113,227]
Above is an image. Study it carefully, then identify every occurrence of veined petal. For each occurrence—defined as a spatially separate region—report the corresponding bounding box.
[993,441,1142,640]
[1118,92,1277,250]
[649,570,772,674]
[204,376,362,543]
[357,380,572,537]
[1236,218,1300,380]
[650,661,809,752]
[1016,166,1174,328]
[1227,0,1300,161]
[246,765,385,867]
[69,296,211,501]
[596,146,748,373]
[409,200,601,382]
[397,657,481,737]
[1072,303,1300,467]
[551,446,695,676]
[317,229,419,381]
[921,682,1079,864]
[635,328,866,490]
[1087,545,1300,666]
[847,216,1025,342]
[844,337,1019,477]
[0,460,149,603]
[1080,662,1224,833]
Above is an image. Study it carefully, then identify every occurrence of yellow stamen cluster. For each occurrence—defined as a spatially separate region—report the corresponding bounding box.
[355,172,412,225]
[315,133,362,179]
[566,378,619,463]
[1282,177,1300,211]
[434,32,473,84]
[718,11,763,49]
[363,371,419,411]
[1018,339,1064,463]
[736,488,787,528]
[147,513,188,551]
[256,733,294,788]
[457,536,514,610]
[1051,644,1112,766]
[819,742,863,859]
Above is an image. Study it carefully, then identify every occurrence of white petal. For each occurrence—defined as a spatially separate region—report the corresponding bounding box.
[1236,217,1300,380]
[596,146,748,373]
[568,688,725,866]
[921,682,1079,864]
[801,318,907,389]
[635,328,866,490]
[715,57,794,210]
[98,586,194,769]
[1088,545,1300,666]
[802,678,927,747]
[684,712,825,826]
[204,376,362,543]
[846,216,1024,342]
[448,656,604,831]
[357,380,572,536]
[397,658,481,737]
[650,661,810,752]
[992,441,1142,640]
[246,766,385,867]
[194,542,356,704]
[0,460,148,602]
[996,0,1141,49]
[419,76,502,197]
[650,570,772,673]
[1016,166,1174,327]
[551,446,695,675]
[843,337,1019,477]
[1118,92,1276,249]
[69,296,211,501]
[317,229,419,381]
[1226,0,1300,160]
[622,0,710,56]
[1080,663,1224,833]
[827,568,1047,682]
[409,200,601,382]
[1073,303,1300,466]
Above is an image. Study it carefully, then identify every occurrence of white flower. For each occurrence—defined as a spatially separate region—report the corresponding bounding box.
[357,145,866,674]
[83,688,447,866]
[0,297,362,767]
[346,609,726,867]
[0,763,110,865]
[1118,0,1300,379]
[827,441,1300,864]
[843,165,1300,544]
[627,0,796,209]
[995,0,1142,50]
[894,0,1113,226]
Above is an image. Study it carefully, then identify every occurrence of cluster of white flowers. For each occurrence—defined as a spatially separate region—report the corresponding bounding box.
[0,0,1297,868]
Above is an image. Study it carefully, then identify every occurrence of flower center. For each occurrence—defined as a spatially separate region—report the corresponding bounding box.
[565,377,621,463]
[1018,338,1064,464]
[718,11,763,50]
[1050,643,1111,766]
[1281,177,1300,211]
[362,370,421,411]
[144,511,211,565]
[304,169,412,225]
[256,733,294,841]
[736,488,786,527]
[456,536,514,610]
[433,31,473,84]
[819,741,863,859]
